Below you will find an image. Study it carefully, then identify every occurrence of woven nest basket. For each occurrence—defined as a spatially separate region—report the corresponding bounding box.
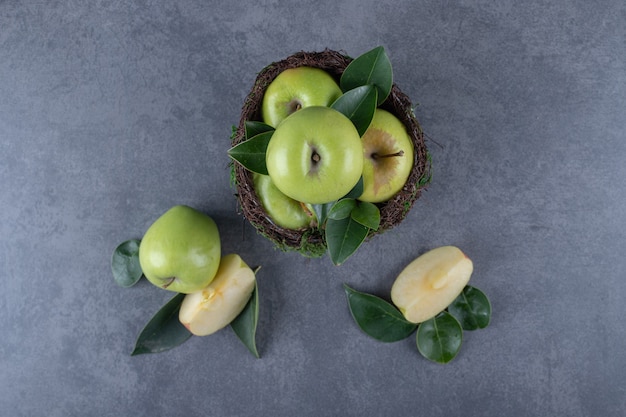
[231,49,431,257]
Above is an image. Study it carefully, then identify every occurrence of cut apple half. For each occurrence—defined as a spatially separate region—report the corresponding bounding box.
[179,254,256,336]
[391,246,473,324]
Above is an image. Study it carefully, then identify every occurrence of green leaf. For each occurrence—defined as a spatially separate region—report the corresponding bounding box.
[231,277,260,358]
[111,239,143,288]
[331,85,377,136]
[327,199,357,220]
[310,201,335,227]
[245,121,274,139]
[340,46,393,105]
[448,286,491,330]
[351,201,380,231]
[326,216,369,265]
[344,285,417,342]
[227,130,273,175]
[343,176,364,200]
[131,293,192,356]
[416,311,463,364]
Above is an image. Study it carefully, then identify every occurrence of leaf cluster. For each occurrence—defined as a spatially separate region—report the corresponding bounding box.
[227,46,394,265]
[344,284,491,364]
[111,240,261,357]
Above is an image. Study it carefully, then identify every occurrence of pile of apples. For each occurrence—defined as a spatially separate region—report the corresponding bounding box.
[229,47,416,250]
[255,67,414,228]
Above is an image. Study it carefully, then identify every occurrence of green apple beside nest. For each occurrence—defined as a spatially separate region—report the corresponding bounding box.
[230,48,431,258]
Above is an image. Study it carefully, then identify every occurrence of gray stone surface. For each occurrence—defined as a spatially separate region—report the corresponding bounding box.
[1,0,625,416]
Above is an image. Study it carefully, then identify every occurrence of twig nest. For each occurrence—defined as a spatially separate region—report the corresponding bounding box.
[231,49,431,257]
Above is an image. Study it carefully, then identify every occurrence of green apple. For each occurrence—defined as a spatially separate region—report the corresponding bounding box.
[391,246,473,323]
[252,173,312,230]
[359,109,414,203]
[261,66,343,127]
[139,205,221,294]
[265,106,364,205]
[179,254,256,336]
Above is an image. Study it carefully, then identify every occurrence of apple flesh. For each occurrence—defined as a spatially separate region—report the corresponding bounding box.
[359,109,414,203]
[139,205,221,294]
[253,173,312,230]
[261,66,343,128]
[179,254,256,336]
[265,106,364,205]
[391,246,473,323]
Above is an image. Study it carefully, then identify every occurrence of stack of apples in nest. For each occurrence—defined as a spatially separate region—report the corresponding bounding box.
[229,47,429,265]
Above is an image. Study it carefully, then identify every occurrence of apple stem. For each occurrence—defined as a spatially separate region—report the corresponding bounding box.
[311,152,321,163]
[372,150,404,160]
[162,277,176,289]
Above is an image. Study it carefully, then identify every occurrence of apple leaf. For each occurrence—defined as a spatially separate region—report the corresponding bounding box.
[343,176,364,200]
[326,216,369,265]
[111,239,143,288]
[448,286,491,331]
[340,46,393,105]
[245,120,274,139]
[231,277,260,358]
[310,202,334,227]
[331,85,377,136]
[227,130,273,175]
[327,199,357,220]
[416,311,463,364]
[131,293,192,356]
[344,285,417,342]
[350,201,380,231]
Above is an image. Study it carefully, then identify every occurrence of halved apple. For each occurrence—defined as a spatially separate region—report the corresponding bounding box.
[391,246,473,323]
[179,254,256,336]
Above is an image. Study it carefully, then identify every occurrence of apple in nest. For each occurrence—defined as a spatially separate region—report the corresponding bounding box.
[265,106,364,205]
[391,246,473,324]
[359,109,414,203]
[252,173,312,230]
[179,254,256,336]
[261,66,343,128]
[138,205,221,294]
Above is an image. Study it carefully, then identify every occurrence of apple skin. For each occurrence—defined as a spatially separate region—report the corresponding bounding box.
[261,66,343,128]
[139,205,221,294]
[265,106,364,205]
[391,246,473,324]
[252,173,312,230]
[359,109,414,203]
[179,254,256,336]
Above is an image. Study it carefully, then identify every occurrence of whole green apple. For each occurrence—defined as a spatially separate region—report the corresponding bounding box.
[359,109,414,203]
[139,205,221,294]
[252,173,312,230]
[265,106,364,205]
[261,66,343,128]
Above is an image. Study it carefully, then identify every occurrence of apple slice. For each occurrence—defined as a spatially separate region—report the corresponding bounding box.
[179,254,256,336]
[391,246,473,324]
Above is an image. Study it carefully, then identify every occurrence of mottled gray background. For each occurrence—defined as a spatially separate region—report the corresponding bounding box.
[1,1,624,416]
